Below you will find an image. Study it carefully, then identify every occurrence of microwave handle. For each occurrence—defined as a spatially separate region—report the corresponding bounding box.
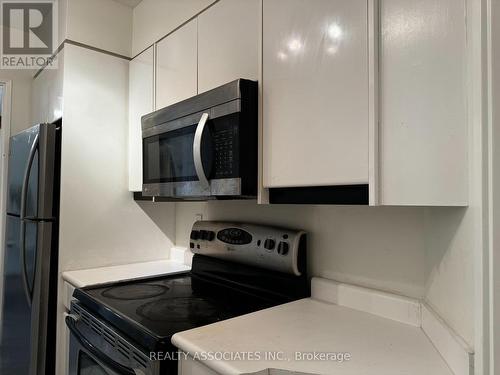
[193,112,210,190]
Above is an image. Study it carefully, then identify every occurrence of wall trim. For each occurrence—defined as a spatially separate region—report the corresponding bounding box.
[132,0,222,60]
[311,277,474,375]
[64,39,131,61]
[311,277,421,326]
[421,303,474,375]
[34,39,132,80]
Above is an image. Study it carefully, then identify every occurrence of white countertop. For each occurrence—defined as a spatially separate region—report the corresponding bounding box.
[62,259,190,288]
[172,297,453,375]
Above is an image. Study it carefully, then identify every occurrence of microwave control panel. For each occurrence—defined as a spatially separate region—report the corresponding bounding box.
[189,221,306,276]
[212,117,238,179]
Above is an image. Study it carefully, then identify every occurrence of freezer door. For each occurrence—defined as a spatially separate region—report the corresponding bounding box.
[0,215,36,374]
[29,221,56,375]
[0,218,56,375]
[6,125,40,217]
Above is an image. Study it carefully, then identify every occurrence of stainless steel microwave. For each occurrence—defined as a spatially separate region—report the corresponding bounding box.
[141,79,258,200]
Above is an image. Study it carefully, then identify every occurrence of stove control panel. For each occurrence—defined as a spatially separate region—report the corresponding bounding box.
[190,221,306,276]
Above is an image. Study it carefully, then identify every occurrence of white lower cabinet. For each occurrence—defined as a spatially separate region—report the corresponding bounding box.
[128,45,154,192]
[179,355,219,375]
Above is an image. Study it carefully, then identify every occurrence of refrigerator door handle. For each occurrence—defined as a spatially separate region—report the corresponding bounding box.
[20,132,39,306]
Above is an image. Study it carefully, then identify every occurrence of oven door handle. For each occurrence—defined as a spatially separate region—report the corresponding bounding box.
[193,112,210,190]
[65,315,139,375]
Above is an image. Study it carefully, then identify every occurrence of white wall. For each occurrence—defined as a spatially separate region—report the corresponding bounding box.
[65,0,133,57]
[55,44,176,374]
[176,203,428,297]
[59,44,175,272]
[0,70,34,135]
[132,0,217,56]
[424,208,475,347]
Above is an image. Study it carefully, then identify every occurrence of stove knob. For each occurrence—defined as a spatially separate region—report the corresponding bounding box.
[277,242,289,255]
[199,230,209,240]
[190,230,200,240]
[264,239,276,251]
[207,231,215,241]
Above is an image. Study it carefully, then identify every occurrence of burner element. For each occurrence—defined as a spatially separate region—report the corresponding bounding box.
[137,297,219,322]
[102,284,169,300]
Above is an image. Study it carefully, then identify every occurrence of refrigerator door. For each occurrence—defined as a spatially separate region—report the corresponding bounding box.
[1,122,58,375]
[0,215,36,374]
[6,125,40,217]
[29,221,56,375]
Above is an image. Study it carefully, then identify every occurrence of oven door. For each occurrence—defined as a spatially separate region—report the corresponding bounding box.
[66,308,154,375]
[142,111,214,199]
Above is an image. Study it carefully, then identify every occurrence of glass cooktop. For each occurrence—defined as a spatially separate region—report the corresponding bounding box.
[73,273,274,352]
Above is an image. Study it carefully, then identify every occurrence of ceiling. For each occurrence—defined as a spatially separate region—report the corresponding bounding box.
[113,0,143,8]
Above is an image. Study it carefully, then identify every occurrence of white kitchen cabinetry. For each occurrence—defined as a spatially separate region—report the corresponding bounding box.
[262,0,370,188]
[128,46,154,192]
[31,74,50,124]
[379,0,468,206]
[156,19,198,109]
[179,355,218,375]
[32,54,64,125]
[197,0,260,93]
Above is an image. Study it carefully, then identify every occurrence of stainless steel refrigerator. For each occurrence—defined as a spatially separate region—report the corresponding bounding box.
[0,122,61,375]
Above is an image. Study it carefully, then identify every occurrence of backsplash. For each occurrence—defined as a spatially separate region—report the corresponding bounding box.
[176,202,428,297]
[173,201,473,346]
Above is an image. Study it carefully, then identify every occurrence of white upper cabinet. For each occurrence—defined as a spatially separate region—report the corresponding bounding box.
[379,0,468,206]
[156,19,198,109]
[197,0,259,93]
[126,0,468,205]
[32,74,50,124]
[32,54,64,125]
[262,0,369,188]
[128,46,154,192]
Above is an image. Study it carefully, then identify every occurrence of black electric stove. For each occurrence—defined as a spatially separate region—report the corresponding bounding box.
[68,222,310,375]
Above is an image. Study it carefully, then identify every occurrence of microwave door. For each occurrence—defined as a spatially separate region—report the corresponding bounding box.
[142,115,213,198]
[143,113,214,200]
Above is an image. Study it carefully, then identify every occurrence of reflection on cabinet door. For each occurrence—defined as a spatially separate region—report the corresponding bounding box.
[128,46,154,192]
[263,0,369,188]
[156,19,198,109]
[198,0,259,93]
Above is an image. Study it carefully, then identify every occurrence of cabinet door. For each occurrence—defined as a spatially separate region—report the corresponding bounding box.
[379,0,467,205]
[48,53,64,122]
[198,0,259,93]
[263,0,369,188]
[128,46,154,192]
[156,19,198,109]
[31,54,64,125]
[31,72,50,124]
